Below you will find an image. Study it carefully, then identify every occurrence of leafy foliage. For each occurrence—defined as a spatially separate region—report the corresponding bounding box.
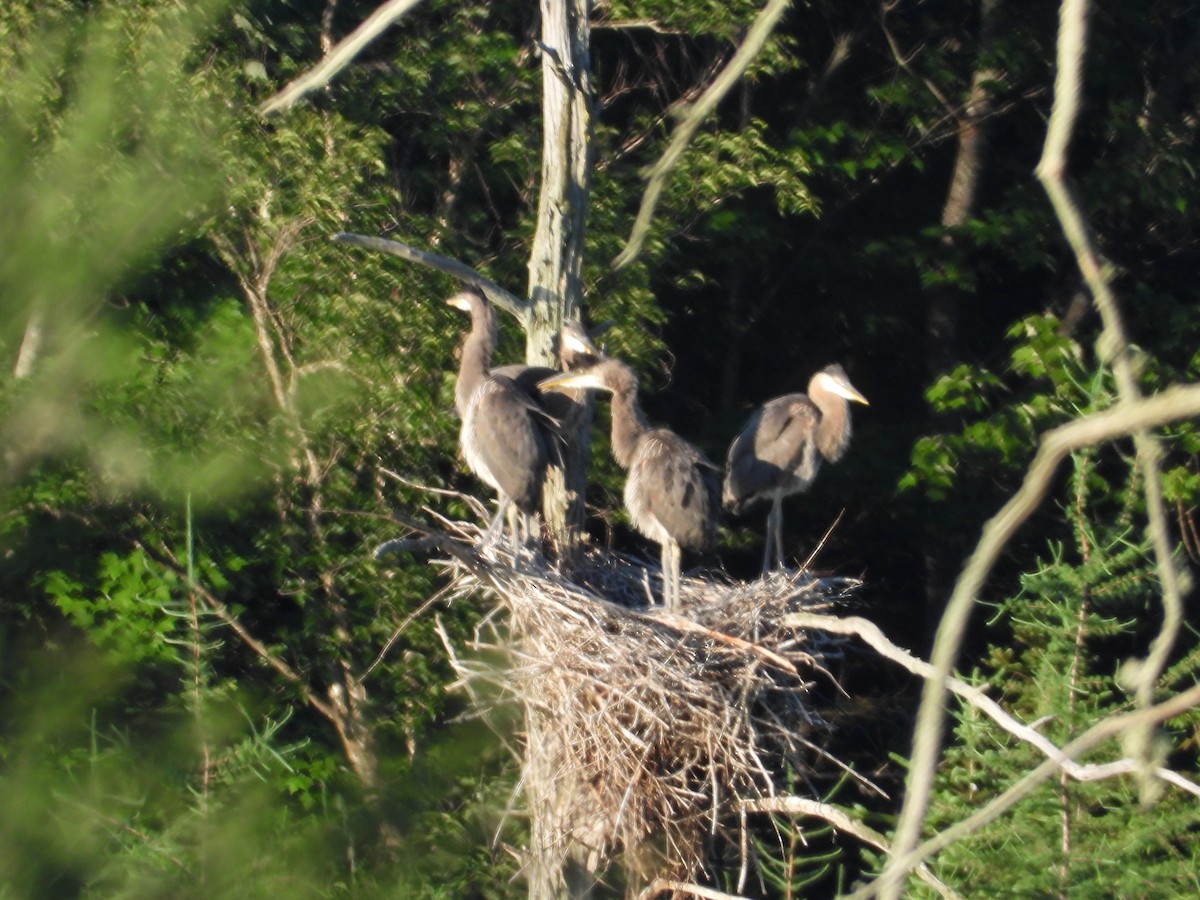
[2,0,1200,895]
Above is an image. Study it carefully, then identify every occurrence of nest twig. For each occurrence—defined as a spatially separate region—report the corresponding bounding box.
[380,514,864,888]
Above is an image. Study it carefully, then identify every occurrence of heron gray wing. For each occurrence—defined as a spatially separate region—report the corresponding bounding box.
[632,431,720,551]
[467,377,550,514]
[723,394,819,512]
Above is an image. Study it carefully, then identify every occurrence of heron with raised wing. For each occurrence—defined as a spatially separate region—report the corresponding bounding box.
[723,364,868,574]
[490,317,601,422]
[541,358,720,611]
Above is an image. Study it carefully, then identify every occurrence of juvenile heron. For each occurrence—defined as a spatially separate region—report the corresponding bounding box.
[542,358,720,611]
[723,364,868,573]
[446,290,551,546]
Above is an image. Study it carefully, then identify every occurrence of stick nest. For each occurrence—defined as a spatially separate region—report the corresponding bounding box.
[401,519,862,887]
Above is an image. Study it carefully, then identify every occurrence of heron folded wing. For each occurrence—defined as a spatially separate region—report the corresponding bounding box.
[466,379,551,514]
[635,432,720,551]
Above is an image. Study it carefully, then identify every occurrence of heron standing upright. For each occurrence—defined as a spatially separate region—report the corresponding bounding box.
[446,289,551,546]
[541,358,720,611]
[723,364,868,574]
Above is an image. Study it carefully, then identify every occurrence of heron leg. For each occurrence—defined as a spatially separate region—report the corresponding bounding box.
[483,497,510,549]
[773,497,785,571]
[762,498,783,576]
[661,539,681,612]
[505,503,523,547]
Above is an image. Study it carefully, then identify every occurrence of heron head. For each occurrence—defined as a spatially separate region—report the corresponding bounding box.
[560,320,599,359]
[445,290,484,313]
[539,358,635,395]
[814,364,869,406]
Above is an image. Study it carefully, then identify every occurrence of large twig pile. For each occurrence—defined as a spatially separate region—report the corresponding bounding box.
[394,515,864,886]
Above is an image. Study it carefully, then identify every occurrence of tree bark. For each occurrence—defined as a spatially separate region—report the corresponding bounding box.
[13,309,44,379]
[923,0,1002,614]
[528,0,594,566]
[525,5,595,895]
[926,0,1001,378]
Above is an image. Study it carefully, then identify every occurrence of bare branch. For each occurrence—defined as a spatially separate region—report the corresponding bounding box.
[785,612,1200,797]
[741,797,960,900]
[871,382,1200,896]
[1034,0,1187,754]
[882,1,1193,890]
[332,232,530,324]
[259,0,428,116]
[849,682,1200,899]
[637,882,746,900]
[613,0,793,270]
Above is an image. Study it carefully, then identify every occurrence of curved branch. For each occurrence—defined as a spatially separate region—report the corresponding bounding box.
[613,0,793,270]
[259,0,428,116]
[884,1,1190,892]
[1034,0,1185,759]
[741,797,960,900]
[872,381,1200,896]
[332,232,530,324]
[784,612,1200,797]
[848,682,1200,899]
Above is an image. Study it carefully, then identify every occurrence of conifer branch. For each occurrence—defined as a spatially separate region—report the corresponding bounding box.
[742,796,960,899]
[848,681,1200,899]
[867,383,1200,896]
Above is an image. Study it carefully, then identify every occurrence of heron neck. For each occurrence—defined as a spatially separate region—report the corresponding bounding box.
[455,304,497,415]
[609,387,650,469]
[813,392,852,462]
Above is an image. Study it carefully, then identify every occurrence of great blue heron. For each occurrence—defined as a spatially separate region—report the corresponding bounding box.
[446,290,552,546]
[723,364,868,574]
[541,358,720,611]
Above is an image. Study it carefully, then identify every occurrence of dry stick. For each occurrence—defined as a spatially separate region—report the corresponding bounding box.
[1034,0,1187,763]
[643,611,801,678]
[613,0,793,270]
[638,880,746,900]
[259,0,428,116]
[332,232,530,323]
[741,797,960,900]
[378,467,492,522]
[784,612,1200,797]
[144,541,342,723]
[849,681,1200,900]
[882,1,1191,893]
[876,384,1200,898]
[360,581,457,680]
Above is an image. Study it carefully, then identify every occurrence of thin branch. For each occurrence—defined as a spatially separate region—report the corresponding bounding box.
[638,881,746,900]
[784,612,1200,797]
[871,382,1200,896]
[647,610,802,678]
[883,0,1191,890]
[848,682,1200,899]
[1033,0,1186,772]
[741,797,960,900]
[613,0,793,270]
[332,232,530,324]
[259,0,428,116]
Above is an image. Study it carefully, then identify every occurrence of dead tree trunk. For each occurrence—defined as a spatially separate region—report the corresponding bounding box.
[527,0,595,564]
[524,4,595,896]
[923,0,1002,614]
